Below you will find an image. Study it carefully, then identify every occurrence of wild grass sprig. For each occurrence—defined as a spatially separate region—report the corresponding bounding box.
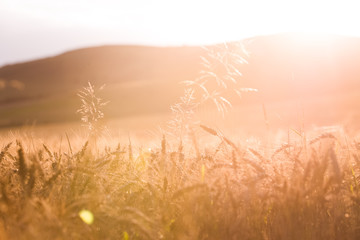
[77,82,108,139]
[182,42,257,116]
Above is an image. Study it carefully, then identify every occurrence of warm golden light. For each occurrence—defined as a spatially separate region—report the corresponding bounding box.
[0,1,360,239]
[1,0,360,64]
[79,209,94,225]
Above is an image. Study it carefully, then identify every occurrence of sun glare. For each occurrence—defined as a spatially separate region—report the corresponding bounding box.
[1,0,360,239]
[1,0,360,64]
[2,0,360,44]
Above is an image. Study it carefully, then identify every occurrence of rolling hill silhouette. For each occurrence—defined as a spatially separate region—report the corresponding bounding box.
[0,33,359,128]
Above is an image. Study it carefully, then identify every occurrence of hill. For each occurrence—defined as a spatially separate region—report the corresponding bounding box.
[0,33,360,128]
[0,46,205,127]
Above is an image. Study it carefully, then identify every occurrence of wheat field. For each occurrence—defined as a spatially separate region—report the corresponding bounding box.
[1,43,360,240]
[0,122,360,240]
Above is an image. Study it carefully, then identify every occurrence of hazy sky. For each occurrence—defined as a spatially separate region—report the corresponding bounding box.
[1,0,360,66]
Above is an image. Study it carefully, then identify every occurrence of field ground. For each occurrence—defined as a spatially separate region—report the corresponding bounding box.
[1,89,359,153]
[1,68,360,239]
[0,38,360,240]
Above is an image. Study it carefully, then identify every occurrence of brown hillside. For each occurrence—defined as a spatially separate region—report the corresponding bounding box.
[0,33,360,128]
[0,45,204,103]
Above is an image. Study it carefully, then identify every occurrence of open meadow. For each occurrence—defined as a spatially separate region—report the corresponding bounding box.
[1,99,360,239]
[1,37,360,240]
[2,1,360,235]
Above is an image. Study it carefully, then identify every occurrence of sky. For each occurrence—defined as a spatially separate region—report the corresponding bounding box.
[1,0,360,66]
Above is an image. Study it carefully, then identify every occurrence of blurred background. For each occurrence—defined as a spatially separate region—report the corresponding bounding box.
[1,0,360,137]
